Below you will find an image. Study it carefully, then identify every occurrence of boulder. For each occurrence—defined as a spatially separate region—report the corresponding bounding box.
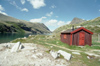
[58,50,72,61]
[50,50,60,59]
[5,44,11,48]
[50,46,53,48]
[36,53,43,56]
[22,37,26,39]
[29,35,32,37]
[72,52,80,55]
[87,55,94,59]
[32,55,37,59]
[47,59,51,62]
[11,42,23,52]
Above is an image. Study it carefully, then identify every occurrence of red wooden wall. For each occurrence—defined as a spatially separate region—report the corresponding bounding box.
[60,33,70,45]
[61,30,92,46]
[72,30,92,46]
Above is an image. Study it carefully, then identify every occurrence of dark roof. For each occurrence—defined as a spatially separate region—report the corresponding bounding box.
[61,28,77,33]
[61,27,93,34]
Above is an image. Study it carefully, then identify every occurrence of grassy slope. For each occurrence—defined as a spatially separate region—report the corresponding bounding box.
[54,17,100,34]
[0,21,51,34]
[0,14,51,34]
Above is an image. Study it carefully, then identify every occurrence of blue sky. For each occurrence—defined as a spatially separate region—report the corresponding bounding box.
[0,0,100,31]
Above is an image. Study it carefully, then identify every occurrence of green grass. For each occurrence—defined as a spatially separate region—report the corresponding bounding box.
[0,21,25,33]
[70,52,100,66]
[12,34,100,50]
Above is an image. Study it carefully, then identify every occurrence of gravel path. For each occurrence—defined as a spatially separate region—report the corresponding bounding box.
[45,43,100,57]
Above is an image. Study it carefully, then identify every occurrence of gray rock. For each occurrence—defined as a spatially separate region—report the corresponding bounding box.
[47,59,51,62]
[87,55,94,59]
[50,46,53,48]
[29,35,32,37]
[32,55,37,58]
[72,52,80,55]
[11,42,22,52]
[5,44,11,48]
[50,50,60,59]
[58,50,72,61]
[36,53,43,56]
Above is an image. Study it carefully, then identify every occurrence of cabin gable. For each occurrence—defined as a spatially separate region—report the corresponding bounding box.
[60,27,93,46]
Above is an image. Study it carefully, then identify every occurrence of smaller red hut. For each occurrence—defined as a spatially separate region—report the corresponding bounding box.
[60,27,93,46]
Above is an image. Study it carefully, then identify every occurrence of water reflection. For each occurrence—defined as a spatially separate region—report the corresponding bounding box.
[0,33,31,43]
[0,33,51,43]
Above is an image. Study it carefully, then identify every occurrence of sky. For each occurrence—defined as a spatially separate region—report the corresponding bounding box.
[0,0,100,31]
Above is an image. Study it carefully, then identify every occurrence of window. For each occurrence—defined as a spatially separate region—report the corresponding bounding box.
[64,34,67,39]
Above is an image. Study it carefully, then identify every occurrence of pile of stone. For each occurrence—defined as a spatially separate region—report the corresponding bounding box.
[50,50,72,61]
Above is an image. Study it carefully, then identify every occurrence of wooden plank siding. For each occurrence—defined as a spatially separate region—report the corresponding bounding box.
[60,33,70,45]
[73,32,79,46]
[85,31,92,46]
[61,27,93,46]
[72,30,92,46]
[66,34,70,45]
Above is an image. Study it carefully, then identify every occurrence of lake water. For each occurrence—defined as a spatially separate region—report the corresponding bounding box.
[0,33,51,43]
[0,33,35,43]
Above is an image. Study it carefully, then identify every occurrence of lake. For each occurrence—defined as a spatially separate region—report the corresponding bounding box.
[0,33,51,43]
[0,33,35,43]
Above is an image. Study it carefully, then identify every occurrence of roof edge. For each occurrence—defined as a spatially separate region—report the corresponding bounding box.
[70,27,93,34]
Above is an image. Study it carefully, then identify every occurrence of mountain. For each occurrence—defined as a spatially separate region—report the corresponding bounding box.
[70,17,86,24]
[0,13,51,34]
[53,17,100,34]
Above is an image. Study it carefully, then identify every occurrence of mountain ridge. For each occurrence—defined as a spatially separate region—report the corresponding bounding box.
[53,17,100,34]
[70,17,86,24]
[0,13,51,34]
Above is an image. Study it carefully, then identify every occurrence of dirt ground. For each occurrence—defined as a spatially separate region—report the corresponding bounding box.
[0,43,70,66]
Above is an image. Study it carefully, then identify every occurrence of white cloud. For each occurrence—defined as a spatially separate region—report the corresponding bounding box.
[27,0,46,9]
[57,21,66,26]
[66,21,71,24]
[30,18,42,22]
[0,5,7,15]
[0,11,8,15]
[50,5,56,9]
[21,8,28,12]
[45,19,58,26]
[10,1,19,8]
[46,12,53,17]
[41,16,47,19]
[10,1,28,12]
[99,9,100,12]
[21,0,25,5]
[0,5,4,11]
[30,16,46,22]
[45,19,71,27]
[45,19,71,31]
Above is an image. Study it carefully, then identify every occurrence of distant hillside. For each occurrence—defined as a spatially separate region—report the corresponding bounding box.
[70,17,86,24]
[54,17,100,34]
[0,13,51,34]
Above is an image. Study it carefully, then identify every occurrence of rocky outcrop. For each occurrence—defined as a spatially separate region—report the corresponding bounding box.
[70,17,86,24]
[50,50,72,61]
[58,50,72,61]
[50,50,60,59]
[11,42,23,52]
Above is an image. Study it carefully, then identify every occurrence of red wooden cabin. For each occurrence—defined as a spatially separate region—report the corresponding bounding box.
[60,27,93,46]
